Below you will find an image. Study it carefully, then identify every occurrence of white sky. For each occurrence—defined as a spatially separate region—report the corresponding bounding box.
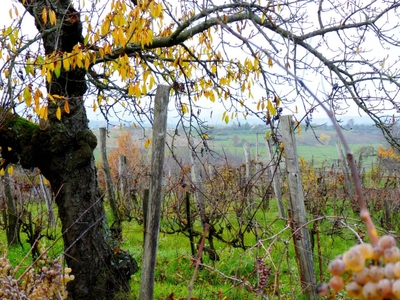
[1,0,398,126]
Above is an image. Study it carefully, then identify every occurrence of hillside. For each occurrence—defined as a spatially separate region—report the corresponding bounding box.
[92,121,386,168]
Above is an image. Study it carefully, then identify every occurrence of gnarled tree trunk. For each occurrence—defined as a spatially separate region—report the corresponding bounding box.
[0,1,137,299]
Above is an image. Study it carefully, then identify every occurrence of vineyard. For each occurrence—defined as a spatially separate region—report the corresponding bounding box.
[1,118,399,299]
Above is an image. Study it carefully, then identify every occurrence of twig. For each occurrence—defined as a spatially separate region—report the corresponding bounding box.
[188,223,209,300]
[199,262,269,300]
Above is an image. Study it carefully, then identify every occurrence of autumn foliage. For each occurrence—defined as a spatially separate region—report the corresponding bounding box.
[108,131,143,182]
[377,145,400,161]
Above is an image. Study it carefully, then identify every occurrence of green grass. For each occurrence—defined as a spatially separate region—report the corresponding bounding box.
[119,197,362,299]
[0,194,378,299]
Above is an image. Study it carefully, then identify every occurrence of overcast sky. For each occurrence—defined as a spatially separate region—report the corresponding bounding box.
[1,0,397,127]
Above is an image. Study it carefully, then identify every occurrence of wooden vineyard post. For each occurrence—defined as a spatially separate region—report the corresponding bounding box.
[39,174,55,226]
[243,142,254,207]
[190,140,207,229]
[99,127,118,221]
[266,138,286,218]
[336,141,354,197]
[280,115,317,299]
[118,154,127,198]
[139,85,170,300]
[142,188,149,247]
[185,192,196,256]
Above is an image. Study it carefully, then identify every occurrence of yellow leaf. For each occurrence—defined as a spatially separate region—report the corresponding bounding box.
[149,75,156,89]
[7,165,13,175]
[38,105,48,120]
[63,55,70,71]
[23,85,32,106]
[257,100,261,111]
[49,9,57,25]
[224,115,229,124]
[381,58,385,69]
[46,70,52,83]
[56,106,62,120]
[64,100,70,114]
[300,156,306,167]
[268,57,273,67]
[209,90,216,102]
[265,130,271,140]
[181,103,188,115]
[127,83,135,96]
[41,8,48,24]
[201,133,209,139]
[101,18,110,36]
[34,88,42,108]
[85,56,90,70]
[267,99,276,116]
[0,168,4,176]
[274,94,281,107]
[144,137,151,149]
[43,178,50,185]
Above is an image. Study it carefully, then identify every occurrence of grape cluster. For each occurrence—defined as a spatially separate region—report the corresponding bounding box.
[0,254,74,299]
[256,258,271,293]
[318,235,400,299]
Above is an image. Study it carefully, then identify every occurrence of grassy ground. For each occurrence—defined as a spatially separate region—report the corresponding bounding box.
[121,198,360,299]
[0,196,364,299]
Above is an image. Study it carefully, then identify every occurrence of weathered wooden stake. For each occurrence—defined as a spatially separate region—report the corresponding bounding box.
[139,84,170,300]
[266,138,285,218]
[243,142,253,207]
[185,192,196,256]
[336,141,354,196]
[190,141,207,228]
[3,165,20,246]
[39,174,55,226]
[99,127,118,221]
[280,115,317,299]
[142,188,149,247]
[118,154,127,197]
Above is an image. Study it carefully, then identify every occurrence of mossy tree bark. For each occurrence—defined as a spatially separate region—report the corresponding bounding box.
[3,166,21,247]
[0,1,137,299]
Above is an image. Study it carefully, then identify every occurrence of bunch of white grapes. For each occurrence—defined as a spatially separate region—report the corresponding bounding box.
[318,235,400,299]
[0,255,74,299]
